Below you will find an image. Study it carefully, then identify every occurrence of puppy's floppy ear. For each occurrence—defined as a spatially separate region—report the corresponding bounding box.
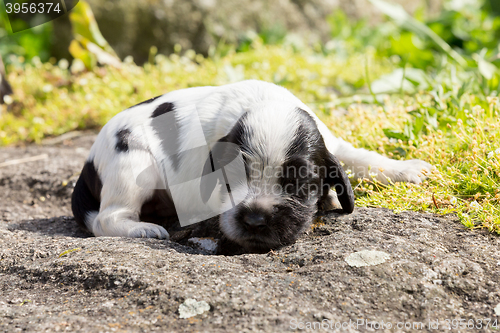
[200,135,241,203]
[324,152,355,214]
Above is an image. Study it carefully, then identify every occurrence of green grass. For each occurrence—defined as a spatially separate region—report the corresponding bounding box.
[331,98,500,234]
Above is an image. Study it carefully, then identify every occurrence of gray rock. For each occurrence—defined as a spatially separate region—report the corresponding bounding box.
[0,133,498,331]
[178,298,210,319]
[345,250,390,267]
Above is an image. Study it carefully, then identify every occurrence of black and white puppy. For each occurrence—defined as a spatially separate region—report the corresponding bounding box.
[72,80,431,252]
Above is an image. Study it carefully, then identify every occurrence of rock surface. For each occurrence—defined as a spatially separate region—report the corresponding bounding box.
[0,134,499,332]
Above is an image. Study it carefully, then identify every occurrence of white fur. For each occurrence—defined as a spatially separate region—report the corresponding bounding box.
[83,80,432,238]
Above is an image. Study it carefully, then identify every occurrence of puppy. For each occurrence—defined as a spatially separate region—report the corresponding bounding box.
[72,80,431,252]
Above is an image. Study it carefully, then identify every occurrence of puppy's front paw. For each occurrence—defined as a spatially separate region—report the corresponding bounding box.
[127,222,170,239]
[385,159,433,184]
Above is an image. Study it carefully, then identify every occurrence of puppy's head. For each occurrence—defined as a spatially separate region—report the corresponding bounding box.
[201,102,354,253]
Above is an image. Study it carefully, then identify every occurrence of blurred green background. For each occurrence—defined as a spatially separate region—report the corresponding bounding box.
[2,0,443,65]
[1,0,500,233]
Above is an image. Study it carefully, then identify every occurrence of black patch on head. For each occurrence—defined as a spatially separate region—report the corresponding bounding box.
[115,128,131,153]
[131,95,162,109]
[71,160,102,230]
[151,102,175,118]
[286,109,323,159]
[280,108,325,202]
[279,158,320,201]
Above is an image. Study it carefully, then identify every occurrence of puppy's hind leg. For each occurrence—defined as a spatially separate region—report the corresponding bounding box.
[330,138,433,185]
[89,151,169,239]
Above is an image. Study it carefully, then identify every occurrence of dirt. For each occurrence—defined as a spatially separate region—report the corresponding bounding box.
[0,133,499,332]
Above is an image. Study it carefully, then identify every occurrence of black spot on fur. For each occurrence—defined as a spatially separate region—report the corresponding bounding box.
[71,160,102,230]
[115,128,131,152]
[140,189,178,224]
[132,95,162,108]
[151,102,175,118]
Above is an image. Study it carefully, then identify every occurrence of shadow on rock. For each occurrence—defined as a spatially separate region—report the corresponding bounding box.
[8,215,237,256]
[9,216,93,238]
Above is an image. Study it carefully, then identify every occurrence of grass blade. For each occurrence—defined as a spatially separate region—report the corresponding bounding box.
[368,0,467,67]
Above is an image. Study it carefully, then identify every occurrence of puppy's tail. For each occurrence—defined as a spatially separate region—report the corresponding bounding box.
[71,161,102,231]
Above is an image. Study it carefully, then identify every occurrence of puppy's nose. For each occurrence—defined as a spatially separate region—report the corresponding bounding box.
[243,213,266,231]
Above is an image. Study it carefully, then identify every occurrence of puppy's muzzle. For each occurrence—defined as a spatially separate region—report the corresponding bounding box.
[242,212,267,233]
